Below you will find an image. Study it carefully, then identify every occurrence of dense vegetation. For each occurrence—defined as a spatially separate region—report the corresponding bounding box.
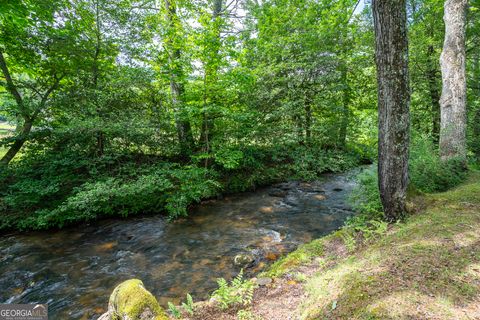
[0,0,479,231]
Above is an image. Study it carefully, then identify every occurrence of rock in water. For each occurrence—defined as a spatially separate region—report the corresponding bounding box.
[98,279,168,320]
[234,253,255,268]
[268,189,288,197]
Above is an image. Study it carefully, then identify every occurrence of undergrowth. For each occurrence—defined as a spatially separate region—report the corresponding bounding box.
[0,144,361,231]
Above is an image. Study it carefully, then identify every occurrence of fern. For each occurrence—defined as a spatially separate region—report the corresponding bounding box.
[212,269,257,310]
[168,302,181,319]
[181,293,195,316]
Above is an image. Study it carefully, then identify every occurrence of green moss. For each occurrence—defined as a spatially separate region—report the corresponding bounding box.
[108,279,168,320]
[266,237,326,277]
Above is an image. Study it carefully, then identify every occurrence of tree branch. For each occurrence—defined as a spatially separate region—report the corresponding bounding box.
[0,49,23,109]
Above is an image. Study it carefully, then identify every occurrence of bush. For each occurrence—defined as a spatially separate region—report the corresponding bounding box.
[0,156,221,230]
[0,141,362,231]
[409,137,467,193]
[36,164,219,229]
[349,136,468,226]
[348,166,383,219]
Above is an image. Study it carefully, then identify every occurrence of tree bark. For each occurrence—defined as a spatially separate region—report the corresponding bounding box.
[426,44,441,145]
[439,0,468,162]
[473,51,480,159]
[372,0,410,222]
[164,0,195,155]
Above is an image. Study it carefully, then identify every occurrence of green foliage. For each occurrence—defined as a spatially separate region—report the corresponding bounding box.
[212,270,257,310]
[167,293,195,318]
[237,309,261,320]
[349,166,383,219]
[167,302,181,319]
[214,148,244,170]
[349,137,468,229]
[409,136,467,193]
[224,145,360,193]
[340,229,357,253]
[0,156,221,230]
[181,293,195,316]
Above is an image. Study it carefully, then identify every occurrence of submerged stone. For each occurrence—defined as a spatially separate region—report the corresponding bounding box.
[98,279,168,320]
[234,253,255,268]
[268,189,288,197]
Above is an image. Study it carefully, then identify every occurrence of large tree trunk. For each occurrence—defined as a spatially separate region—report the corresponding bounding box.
[164,0,195,155]
[439,0,468,162]
[372,0,410,222]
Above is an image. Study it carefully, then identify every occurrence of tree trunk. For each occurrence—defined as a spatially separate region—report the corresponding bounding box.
[199,0,223,152]
[164,0,195,155]
[426,44,441,145]
[372,0,410,222]
[439,0,468,162]
[305,102,312,145]
[338,66,350,148]
[0,119,32,167]
[93,0,105,156]
[474,48,480,159]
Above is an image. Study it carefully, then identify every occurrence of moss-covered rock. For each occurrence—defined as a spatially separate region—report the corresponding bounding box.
[100,279,168,320]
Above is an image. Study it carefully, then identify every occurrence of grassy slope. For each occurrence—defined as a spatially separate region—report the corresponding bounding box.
[266,171,480,319]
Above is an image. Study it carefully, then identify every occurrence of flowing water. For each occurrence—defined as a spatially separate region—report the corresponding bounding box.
[0,172,356,319]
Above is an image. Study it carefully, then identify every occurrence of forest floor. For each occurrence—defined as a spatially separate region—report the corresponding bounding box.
[187,171,480,320]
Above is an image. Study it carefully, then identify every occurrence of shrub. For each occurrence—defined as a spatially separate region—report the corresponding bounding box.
[35,164,221,228]
[409,137,467,193]
[0,158,221,230]
[348,166,383,219]
[349,136,468,227]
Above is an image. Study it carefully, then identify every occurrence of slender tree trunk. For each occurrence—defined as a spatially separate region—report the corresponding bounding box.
[305,100,312,145]
[0,49,28,167]
[439,0,468,162]
[426,44,441,145]
[338,66,350,148]
[0,120,32,167]
[164,0,195,155]
[199,0,223,151]
[372,0,410,222]
[473,51,480,159]
[93,0,106,156]
[0,45,60,167]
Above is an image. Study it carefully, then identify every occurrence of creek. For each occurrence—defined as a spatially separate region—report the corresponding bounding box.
[0,172,356,319]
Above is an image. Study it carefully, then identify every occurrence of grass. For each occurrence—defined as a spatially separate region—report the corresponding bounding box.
[265,171,480,319]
